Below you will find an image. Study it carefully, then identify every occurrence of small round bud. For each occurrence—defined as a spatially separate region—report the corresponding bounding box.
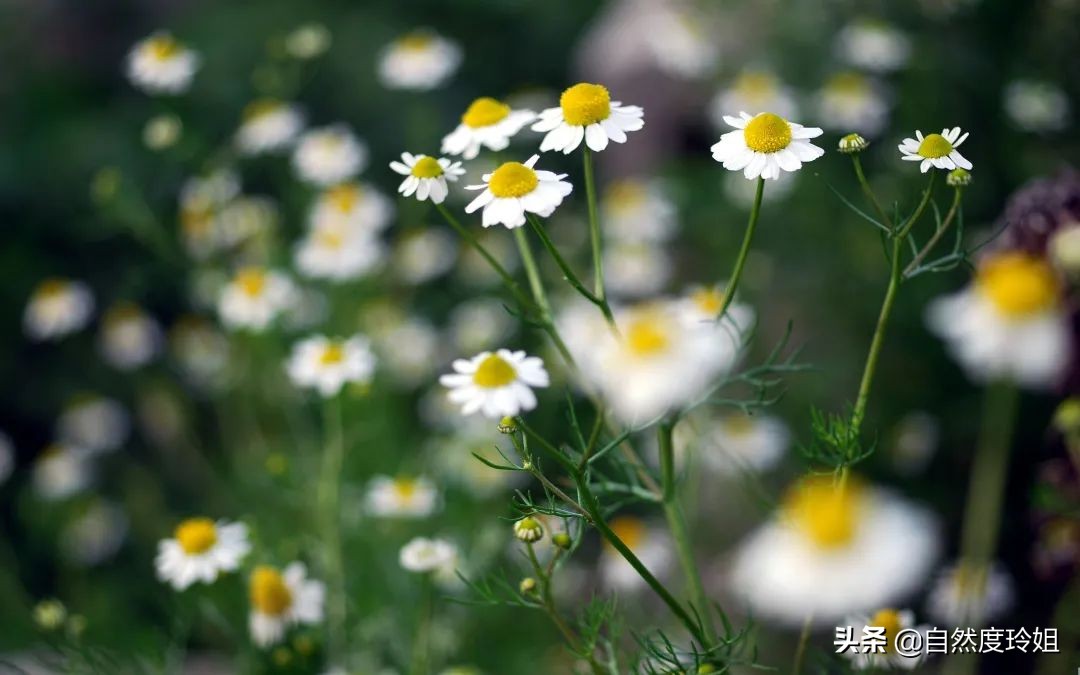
[1053,397,1080,435]
[519,577,537,594]
[838,133,869,154]
[513,516,544,543]
[497,416,517,434]
[552,532,572,550]
[293,635,315,655]
[521,458,533,471]
[698,665,717,674]
[143,114,182,151]
[1049,223,1080,277]
[33,599,67,631]
[946,168,972,187]
[271,646,293,667]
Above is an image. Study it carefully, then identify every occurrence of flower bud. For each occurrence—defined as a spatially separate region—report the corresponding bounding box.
[33,599,67,631]
[1053,397,1080,435]
[513,516,544,543]
[552,532,572,550]
[497,416,517,434]
[519,577,537,594]
[838,133,869,154]
[947,168,972,187]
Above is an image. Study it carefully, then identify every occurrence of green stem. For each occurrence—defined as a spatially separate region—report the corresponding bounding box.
[897,172,936,240]
[318,396,347,660]
[409,575,433,675]
[512,226,577,368]
[582,148,605,302]
[851,155,894,230]
[903,187,963,277]
[715,177,764,321]
[792,613,813,675]
[435,203,534,311]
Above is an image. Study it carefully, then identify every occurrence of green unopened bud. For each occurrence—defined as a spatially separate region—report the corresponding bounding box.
[513,516,544,543]
[838,133,869,154]
[33,599,67,631]
[552,532,572,550]
[946,168,972,187]
[698,665,717,674]
[521,458,533,471]
[90,167,122,204]
[271,646,292,667]
[1053,397,1080,435]
[497,416,517,434]
[519,577,537,594]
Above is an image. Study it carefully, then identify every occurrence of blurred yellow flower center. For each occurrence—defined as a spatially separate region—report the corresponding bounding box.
[175,517,217,555]
[783,476,862,549]
[326,184,360,212]
[608,516,646,551]
[37,278,69,299]
[236,268,267,297]
[733,72,777,101]
[410,156,444,178]
[398,32,434,51]
[917,133,953,159]
[393,478,418,499]
[147,35,180,61]
[721,414,756,436]
[319,342,345,365]
[462,97,511,128]
[250,566,292,616]
[977,253,1058,317]
[744,113,792,154]
[473,354,517,388]
[244,99,282,121]
[104,302,142,326]
[869,609,903,653]
[625,315,671,357]
[607,180,646,210]
[691,287,725,316]
[488,162,538,198]
[315,228,345,249]
[826,72,870,97]
[560,83,611,126]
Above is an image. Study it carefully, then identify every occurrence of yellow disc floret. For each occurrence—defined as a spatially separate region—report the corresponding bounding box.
[473,353,517,388]
[826,72,870,97]
[607,516,646,551]
[691,286,726,316]
[743,113,793,154]
[393,478,419,500]
[244,98,282,121]
[488,162,539,198]
[462,97,511,128]
[37,278,70,299]
[250,566,293,616]
[236,267,267,297]
[319,342,345,365]
[560,83,612,126]
[868,609,903,653]
[625,312,671,357]
[175,517,218,555]
[326,184,361,212]
[783,475,863,549]
[147,34,181,61]
[410,156,444,178]
[917,133,953,159]
[977,252,1059,317]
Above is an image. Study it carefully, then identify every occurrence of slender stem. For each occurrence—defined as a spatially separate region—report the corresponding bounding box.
[408,575,433,675]
[512,227,577,368]
[792,613,813,675]
[582,148,605,302]
[658,421,718,645]
[897,172,936,240]
[436,203,534,311]
[715,177,764,321]
[903,187,963,277]
[318,396,347,660]
[525,545,606,675]
[851,155,894,230]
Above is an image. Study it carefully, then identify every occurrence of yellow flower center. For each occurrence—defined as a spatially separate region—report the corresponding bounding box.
[393,478,418,499]
[236,267,267,297]
[721,413,756,436]
[174,517,218,555]
[691,287,726,316]
[826,72,870,97]
[250,566,293,616]
[319,342,345,365]
[37,278,70,299]
[147,35,180,61]
[243,99,282,121]
[488,162,539,198]
[608,516,646,551]
[783,476,863,549]
[606,180,647,211]
[326,184,361,212]
[104,302,143,328]
[977,253,1059,317]
[743,113,793,154]
[315,228,345,250]
[560,83,612,126]
[917,133,953,159]
[625,314,671,357]
[397,32,434,51]
[733,72,777,102]
[868,609,903,653]
[410,156,444,178]
[472,353,517,388]
[462,97,511,128]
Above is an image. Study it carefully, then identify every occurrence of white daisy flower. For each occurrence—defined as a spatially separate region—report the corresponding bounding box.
[389,152,465,205]
[711,111,825,181]
[816,72,890,137]
[463,155,573,229]
[674,283,756,327]
[532,82,644,153]
[217,267,297,331]
[98,302,163,371]
[125,32,199,95]
[286,334,376,397]
[33,444,93,501]
[602,242,672,298]
[56,396,129,454]
[599,516,672,591]
[24,278,94,341]
[0,432,13,487]
[310,182,394,236]
[294,225,383,282]
[841,609,930,670]
[377,30,462,91]
[236,99,304,155]
[365,475,440,518]
[642,5,718,79]
[676,411,788,476]
[601,178,677,243]
[248,563,325,648]
[400,537,458,573]
[441,97,536,160]
[393,229,458,285]
[292,125,368,186]
[61,500,128,567]
[155,518,250,591]
[1003,79,1070,133]
[439,349,550,419]
[709,70,799,131]
[836,20,911,73]
[926,561,1014,627]
[729,476,940,625]
[926,252,1070,388]
[169,316,230,389]
[371,316,441,387]
[898,127,973,173]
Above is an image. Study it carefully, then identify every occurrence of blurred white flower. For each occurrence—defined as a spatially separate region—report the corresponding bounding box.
[533,83,644,154]
[378,30,462,91]
[676,411,788,476]
[126,32,199,94]
[393,228,457,284]
[673,283,755,327]
[729,476,939,625]
[442,97,536,160]
[285,23,331,59]
[440,349,550,419]
[365,475,440,518]
[448,299,513,353]
[464,155,573,229]
[372,316,441,386]
[599,516,672,591]
[169,316,229,389]
[286,335,376,397]
[641,4,718,79]
[926,561,1014,627]
[816,72,890,137]
[295,224,384,282]
[926,252,1070,388]
[61,500,128,567]
[898,127,973,173]
[56,396,129,454]
[841,609,929,670]
[0,432,13,486]
[311,182,393,236]
[143,114,182,150]
[217,267,297,331]
[400,537,458,573]
[711,112,825,181]
[99,302,163,370]
[24,278,94,341]
[390,153,465,205]
[293,126,368,186]
[155,518,250,591]
[236,99,304,155]
[1003,79,1070,133]
[33,444,93,501]
[836,19,911,73]
[249,563,325,648]
[601,178,677,244]
[602,242,672,298]
[709,71,799,129]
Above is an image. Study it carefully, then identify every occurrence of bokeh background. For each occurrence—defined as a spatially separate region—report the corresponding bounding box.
[1,0,1078,673]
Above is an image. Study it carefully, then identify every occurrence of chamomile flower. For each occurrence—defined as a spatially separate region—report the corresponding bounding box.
[310,182,394,236]
[377,30,462,91]
[365,475,440,518]
[533,83,644,153]
[56,396,129,454]
[33,444,93,501]
[155,518,250,590]
[836,20,911,73]
[641,5,718,79]
[98,302,163,370]
[816,72,890,137]
[709,71,799,129]
[675,283,756,327]
[126,32,199,94]
[898,127,973,173]
[24,278,94,341]
[601,179,678,243]
[602,242,672,298]
[217,267,297,331]
[236,99,304,155]
[600,516,672,591]
[249,563,325,648]
[442,97,536,160]
[1003,79,1070,133]
[729,476,939,625]
[286,335,376,397]
[711,111,825,181]
[400,537,458,573]
[463,155,573,229]
[841,609,929,670]
[675,411,788,476]
[293,125,368,186]
[926,252,1070,388]
[389,153,465,205]
[294,225,384,282]
[439,349,550,419]
[926,561,1014,627]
